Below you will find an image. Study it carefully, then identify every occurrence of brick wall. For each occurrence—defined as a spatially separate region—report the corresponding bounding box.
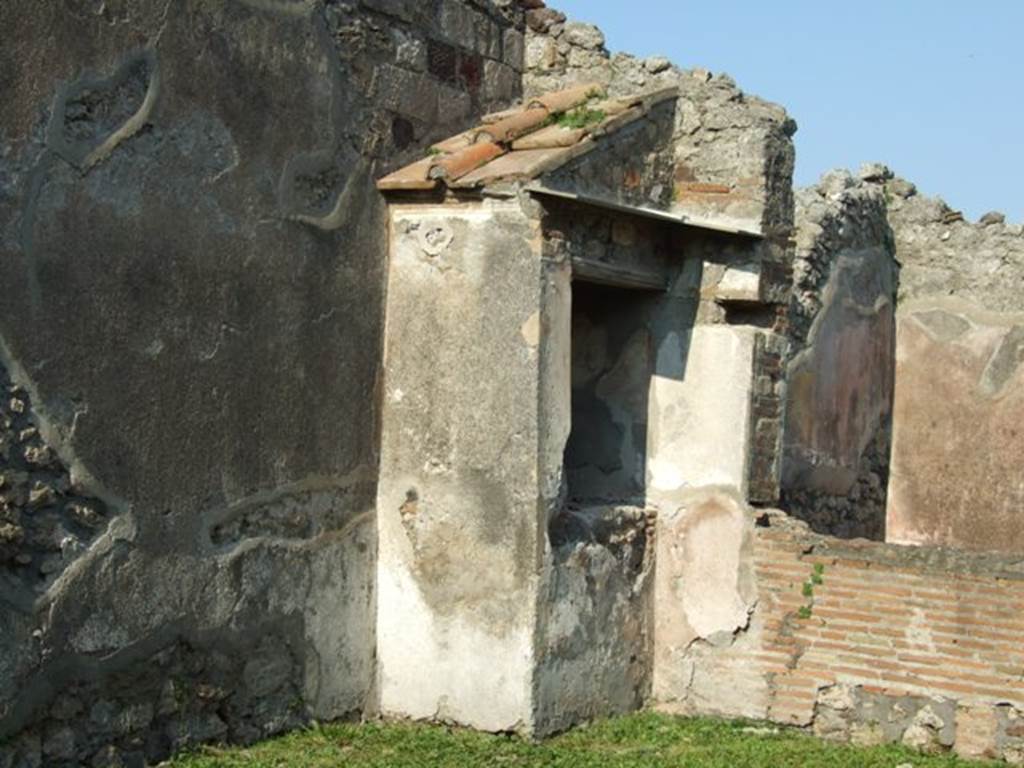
[731,514,1024,761]
[747,333,786,504]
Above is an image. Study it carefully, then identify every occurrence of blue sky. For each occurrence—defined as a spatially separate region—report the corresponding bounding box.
[550,0,1023,222]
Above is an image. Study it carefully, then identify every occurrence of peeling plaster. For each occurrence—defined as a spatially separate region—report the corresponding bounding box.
[655,488,756,651]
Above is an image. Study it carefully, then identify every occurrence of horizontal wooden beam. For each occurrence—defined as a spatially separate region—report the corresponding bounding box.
[570,256,667,291]
[526,184,763,238]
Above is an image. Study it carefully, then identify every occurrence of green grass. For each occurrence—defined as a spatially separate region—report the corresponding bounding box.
[167,712,1000,768]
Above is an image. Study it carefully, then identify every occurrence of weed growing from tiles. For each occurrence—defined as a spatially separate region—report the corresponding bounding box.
[555,106,607,130]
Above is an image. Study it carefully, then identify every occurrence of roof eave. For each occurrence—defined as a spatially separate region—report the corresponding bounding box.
[524,184,763,239]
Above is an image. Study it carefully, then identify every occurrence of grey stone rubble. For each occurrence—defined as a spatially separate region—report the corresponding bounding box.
[0,365,112,590]
[885,166,1024,310]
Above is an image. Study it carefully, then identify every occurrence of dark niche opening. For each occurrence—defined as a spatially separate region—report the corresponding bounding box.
[564,280,656,506]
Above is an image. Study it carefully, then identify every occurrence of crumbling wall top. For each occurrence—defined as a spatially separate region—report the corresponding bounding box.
[522,3,796,238]
[860,164,1024,309]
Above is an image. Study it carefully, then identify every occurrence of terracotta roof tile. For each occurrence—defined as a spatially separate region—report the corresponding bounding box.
[430,128,477,154]
[475,107,550,144]
[429,141,504,181]
[526,82,604,113]
[450,147,574,187]
[590,97,635,117]
[376,156,437,191]
[376,83,679,193]
[481,106,522,124]
[511,124,587,150]
[590,106,645,138]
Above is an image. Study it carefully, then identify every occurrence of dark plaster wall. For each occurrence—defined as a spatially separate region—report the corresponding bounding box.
[0,1,523,765]
[781,173,897,540]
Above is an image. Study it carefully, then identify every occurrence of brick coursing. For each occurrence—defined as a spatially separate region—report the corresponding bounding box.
[712,514,1024,761]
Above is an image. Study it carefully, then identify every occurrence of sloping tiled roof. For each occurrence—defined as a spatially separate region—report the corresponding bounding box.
[377,84,678,192]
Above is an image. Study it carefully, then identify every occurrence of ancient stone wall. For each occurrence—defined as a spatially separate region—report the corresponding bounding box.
[520,14,798,504]
[536,503,654,736]
[877,169,1024,553]
[375,197,545,733]
[888,176,1023,309]
[653,504,1024,764]
[781,170,897,539]
[532,199,675,733]
[15,0,1022,762]
[0,0,525,764]
[521,10,795,238]
[540,200,676,504]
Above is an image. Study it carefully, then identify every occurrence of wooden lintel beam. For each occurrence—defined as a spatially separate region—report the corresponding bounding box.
[570,256,667,291]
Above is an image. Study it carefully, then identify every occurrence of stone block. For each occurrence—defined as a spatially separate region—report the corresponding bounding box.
[713,262,762,303]
[568,46,606,70]
[503,27,525,69]
[439,0,500,59]
[458,50,484,91]
[392,28,427,71]
[563,22,605,50]
[435,82,473,125]
[525,35,559,71]
[955,705,1000,761]
[482,59,520,107]
[374,64,439,122]
[525,8,565,33]
[427,39,459,85]
[360,0,419,23]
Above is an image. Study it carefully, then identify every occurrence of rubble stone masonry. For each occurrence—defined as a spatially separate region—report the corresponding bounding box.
[782,171,897,539]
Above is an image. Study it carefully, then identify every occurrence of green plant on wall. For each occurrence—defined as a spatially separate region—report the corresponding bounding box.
[797,562,825,619]
[811,563,824,584]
